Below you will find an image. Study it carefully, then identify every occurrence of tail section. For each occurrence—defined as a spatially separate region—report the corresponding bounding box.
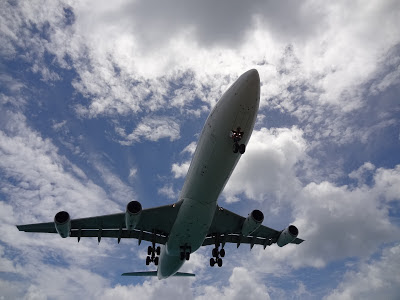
[121,271,195,277]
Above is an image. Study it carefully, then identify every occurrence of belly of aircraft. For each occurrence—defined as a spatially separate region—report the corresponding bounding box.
[179,87,258,204]
[159,70,260,278]
[166,198,216,256]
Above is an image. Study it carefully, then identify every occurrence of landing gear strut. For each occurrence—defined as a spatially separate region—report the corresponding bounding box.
[180,245,191,261]
[231,127,246,154]
[146,242,161,266]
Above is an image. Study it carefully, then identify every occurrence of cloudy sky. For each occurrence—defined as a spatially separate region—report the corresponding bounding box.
[1,0,400,299]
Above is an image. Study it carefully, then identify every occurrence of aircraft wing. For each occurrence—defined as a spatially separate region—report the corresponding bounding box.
[202,206,304,248]
[17,203,182,245]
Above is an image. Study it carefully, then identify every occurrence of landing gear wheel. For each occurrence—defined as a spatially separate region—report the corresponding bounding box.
[185,252,190,261]
[217,258,223,267]
[147,246,153,256]
[154,257,159,266]
[233,143,239,153]
[239,144,246,154]
[156,246,161,256]
[180,252,185,261]
[210,258,215,267]
[146,256,151,265]
[220,248,225,257]
[212,248,219,257]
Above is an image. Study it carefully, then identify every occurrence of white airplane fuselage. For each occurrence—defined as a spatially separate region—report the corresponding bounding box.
[157,69,260,279]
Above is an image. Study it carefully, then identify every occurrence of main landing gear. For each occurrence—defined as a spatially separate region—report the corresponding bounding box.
[180,245,191,261]
[231,127,246,154]
[210,246,225,267]
[146,242,161,266]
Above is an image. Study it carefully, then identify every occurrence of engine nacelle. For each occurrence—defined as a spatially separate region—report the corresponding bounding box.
[277,225,299,247]
[125,201,142,229]
[241,209,264,236]
[54,211,71,238]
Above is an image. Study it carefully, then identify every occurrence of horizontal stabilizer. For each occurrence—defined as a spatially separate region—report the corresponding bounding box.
[121,271,195,277]
[171,272,195,277]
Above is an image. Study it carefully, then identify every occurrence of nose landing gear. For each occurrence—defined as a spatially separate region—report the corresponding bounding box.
[231,127,246,154]
[233,143,246,154]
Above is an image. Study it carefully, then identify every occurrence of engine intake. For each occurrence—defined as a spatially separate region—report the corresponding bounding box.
[125,201,142,229]
[241,209,264,236]
[54,211,71,238]
[277,225,299,247]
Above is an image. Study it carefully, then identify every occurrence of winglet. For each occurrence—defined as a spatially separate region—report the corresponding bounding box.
[121,271,195,277]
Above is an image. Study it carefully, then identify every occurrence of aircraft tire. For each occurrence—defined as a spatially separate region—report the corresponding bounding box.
[220,248,225,257]
[185,252,190,261]
[146,256,151,265]
[217,258,223,267]
[180,252,185,260]
[210,258,215,267]
[147,246,152,256]
[239,144,246,154]
[154,257,159,265]
[156,246,161,255]
[212,248,218,257]
[233,143,239,153]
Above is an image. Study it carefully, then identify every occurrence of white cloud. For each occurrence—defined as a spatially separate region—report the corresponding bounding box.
[171,161,190,179]
[181,141,197,155]
[128,167,137,178]
[0,244,17,273]
[225,157,400,272]
[373,165,400,202]
[290,180,396,267]
[223,126,307,204]
[196,267,271,300]
[255,164,400,270]
[0,112,119,220]
[348,162,376,184]
[117,116,180,145]
[100,278,195,300]
[91,158,136,205]
[100,266,271,300]
[3,0,399,148]
[1,1,400,298]
[0,110,123,272]
[0,279,25,300]
[0,74,25,93]
[158,184,176,199]
[52,120,67,131]
[324,244,400,300]
[20,265,109,300]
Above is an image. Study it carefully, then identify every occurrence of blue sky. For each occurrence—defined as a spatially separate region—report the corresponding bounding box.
[1,0,400,299]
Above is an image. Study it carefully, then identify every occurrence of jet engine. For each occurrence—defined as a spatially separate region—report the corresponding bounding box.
[125,201,142,229]
[54,211,71,238]
[277,225,299,247]
[241,209,264,236]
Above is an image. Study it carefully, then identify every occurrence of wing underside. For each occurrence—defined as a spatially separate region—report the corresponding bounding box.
[203,206,304,248]
[17,203,182,245]
[17,202,304,248]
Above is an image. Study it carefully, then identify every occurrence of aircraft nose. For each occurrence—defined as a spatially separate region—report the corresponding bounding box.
[244,69,260,85]
[239,69,260,105]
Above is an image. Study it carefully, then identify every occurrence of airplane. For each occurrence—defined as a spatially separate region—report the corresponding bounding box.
[17,69,304,279]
